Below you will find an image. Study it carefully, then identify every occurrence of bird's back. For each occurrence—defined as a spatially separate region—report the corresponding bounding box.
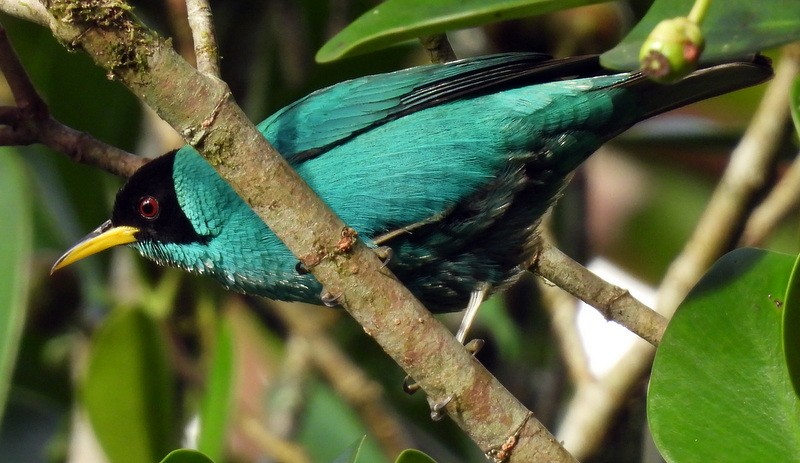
[169,54,771,311]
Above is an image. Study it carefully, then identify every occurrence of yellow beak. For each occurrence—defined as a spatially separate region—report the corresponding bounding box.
[51,220,140,274]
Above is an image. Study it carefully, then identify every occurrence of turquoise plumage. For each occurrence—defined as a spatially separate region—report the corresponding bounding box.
[53,54,772,312]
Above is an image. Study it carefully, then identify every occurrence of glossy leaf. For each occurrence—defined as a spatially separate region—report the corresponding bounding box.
[602,0,800,69]
[316,0,607,62]
[649,248,800,462]
[83,308,177,463]
[783,252,800,398]
[0,151,32,424]
[160,449,215,463]
[395,449,438,463]
[196,315,236,461]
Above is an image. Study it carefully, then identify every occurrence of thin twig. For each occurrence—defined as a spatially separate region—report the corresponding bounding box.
[557,339,652,458]
[185,0,220,77]
[38,117,147,177]
[0,29,38,108]
[420,34,457,63]
[740,150,800,246]
[538,277,594,384]
[533,239,666,346]
[265,334,313,441]
[0,25,145,177]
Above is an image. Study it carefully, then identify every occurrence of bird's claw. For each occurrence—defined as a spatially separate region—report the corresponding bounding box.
[465,338,485,356]
[428,395,453,421]
[320,290,342,307]
[295,261,310,275]
[403,378,451,421]
[375,246,393,269]
[402,375,420,395]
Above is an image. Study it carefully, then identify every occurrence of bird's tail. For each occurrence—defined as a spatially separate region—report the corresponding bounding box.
[618,55,773,121]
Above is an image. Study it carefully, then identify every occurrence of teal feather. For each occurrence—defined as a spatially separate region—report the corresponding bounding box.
[110,54,771,312]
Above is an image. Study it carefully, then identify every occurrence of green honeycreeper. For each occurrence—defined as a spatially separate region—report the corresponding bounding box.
[52,54,772,315]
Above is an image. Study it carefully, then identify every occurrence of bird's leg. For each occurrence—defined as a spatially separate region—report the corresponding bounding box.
[415,283,490,413]
[455,283,491,347]
[404,284,491,420]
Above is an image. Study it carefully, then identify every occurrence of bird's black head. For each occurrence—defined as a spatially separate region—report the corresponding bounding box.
[51,150,204,273]
[111,150,203,245]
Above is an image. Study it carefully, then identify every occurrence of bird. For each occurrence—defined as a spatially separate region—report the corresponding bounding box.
[51,53,771,336]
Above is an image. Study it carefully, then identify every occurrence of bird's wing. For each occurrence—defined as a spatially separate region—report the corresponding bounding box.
[257,53,606,164]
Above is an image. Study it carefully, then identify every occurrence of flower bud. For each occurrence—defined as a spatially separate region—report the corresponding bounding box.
[639,17,705,83]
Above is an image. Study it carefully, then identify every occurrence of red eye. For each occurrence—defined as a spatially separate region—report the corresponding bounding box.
[138,196,160,220]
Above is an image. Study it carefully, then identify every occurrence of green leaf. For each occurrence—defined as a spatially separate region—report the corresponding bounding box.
[83,308,177,463]
[395,449,438,463]
[160,449,215,463]
[783,252,800,398]
[332,436,365,463]
[316,0,608,63]
[196,315,236,461]
[648,248,800,462]
[0,151,32,424]
[602,0,800,69]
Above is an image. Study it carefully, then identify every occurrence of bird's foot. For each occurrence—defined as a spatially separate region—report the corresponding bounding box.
[402,284,489,419]
[402,337,482,422]
[403,376,452,420]
[402,338,484,396]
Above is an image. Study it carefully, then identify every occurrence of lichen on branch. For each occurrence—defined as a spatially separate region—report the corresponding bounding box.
[47,0,155,80]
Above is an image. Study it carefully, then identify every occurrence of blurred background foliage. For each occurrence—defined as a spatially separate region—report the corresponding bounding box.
[0,0,797,462]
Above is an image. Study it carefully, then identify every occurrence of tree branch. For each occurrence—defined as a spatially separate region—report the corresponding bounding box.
[185,0,220,77]
[740,149,800,246]
[538,276,593,384]
[420,34,457,64]
[532,239,666,346]
[0,25,145,177]
[0,1,575,460]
